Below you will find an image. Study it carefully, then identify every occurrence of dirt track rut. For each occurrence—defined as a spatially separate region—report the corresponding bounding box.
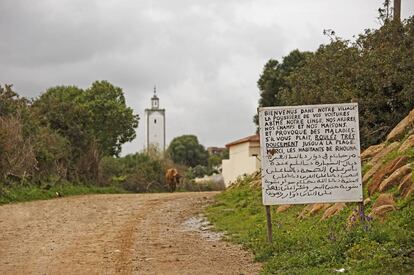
[0,192,261,274]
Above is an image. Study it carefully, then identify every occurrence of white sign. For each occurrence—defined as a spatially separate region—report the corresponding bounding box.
[258,103,363,205]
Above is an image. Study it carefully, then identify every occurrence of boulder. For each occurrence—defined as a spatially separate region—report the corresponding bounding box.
[372,193,395,209]
[368,156,409,194]
[370,193,396,219]
[298,204,314,219]
[321,203,346,220]
[298,204,330,218]
[361,144,385,161]
[369,142,400,166]
[370,205,396,218]
[309,203,331,215]
[386,108,414,142]
[363,161,383,184]
[404,187,414,199]
[379,163,412,192]
[276,204,291,213]
[398,173,413,198]
[398,134,414,153]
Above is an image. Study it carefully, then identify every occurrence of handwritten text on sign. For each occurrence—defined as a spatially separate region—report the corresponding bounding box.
[259,103,363,205]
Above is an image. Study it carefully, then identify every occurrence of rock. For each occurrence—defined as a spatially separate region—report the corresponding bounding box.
[372,193,395,209]
[368,156,409,194]
[398,173,413,198]
[398,134,414,153]
[309,203,331,216]
[363,161,383,184]
[370,193,396,219]
[361,144,385,161]
[276,204,291,213]
[321,203,346,220]
[369,142,400,166]
[386,108,414,142]
[298,204,313,219]
[379,163,412,192]
[370,205,396,218]
[404,187,414,199]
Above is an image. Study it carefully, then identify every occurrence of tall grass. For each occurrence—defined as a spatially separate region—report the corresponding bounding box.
[206,175,414,274]
[0,182,126,205]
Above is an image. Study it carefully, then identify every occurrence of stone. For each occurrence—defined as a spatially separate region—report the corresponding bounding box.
[276,204,291,213]
[368,156,409,195]
[363,161,383,184]
[298,204,314,219]
[321,203,346,220]
[361,144,385,161]
[372,193,395,209]
[398,134,414,153]
[369,142,400,166]
[398,173,413,198]
[379,163,412,192]
[370,205,396,218]
[386,108,414,142]
[309,203,331,216]
[298,204,332,219]
[370,193,396,219]
[404,187,414,199]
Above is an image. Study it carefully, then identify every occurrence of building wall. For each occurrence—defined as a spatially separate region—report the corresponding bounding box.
[222,141,260,187]
[146,110,165,151]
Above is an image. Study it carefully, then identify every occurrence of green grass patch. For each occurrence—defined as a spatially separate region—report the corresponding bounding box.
[206,176,414,274]
[0,182,127,205]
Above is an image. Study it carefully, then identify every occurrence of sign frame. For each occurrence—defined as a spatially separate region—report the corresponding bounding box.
[258,103,363,206]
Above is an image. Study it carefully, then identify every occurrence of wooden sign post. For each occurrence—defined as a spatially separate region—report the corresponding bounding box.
[258,103,364,243]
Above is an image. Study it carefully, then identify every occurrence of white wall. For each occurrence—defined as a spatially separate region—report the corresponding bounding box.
[146,110,165,151]
[222,141,260,187]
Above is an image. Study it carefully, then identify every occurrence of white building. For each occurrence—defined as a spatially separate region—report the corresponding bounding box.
[145,87,166,151]
[222,134,261,187]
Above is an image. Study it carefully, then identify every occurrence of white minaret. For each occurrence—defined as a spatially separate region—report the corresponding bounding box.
[145,86,166,151]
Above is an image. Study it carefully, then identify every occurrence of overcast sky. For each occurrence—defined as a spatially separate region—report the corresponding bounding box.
[1,0,413,155]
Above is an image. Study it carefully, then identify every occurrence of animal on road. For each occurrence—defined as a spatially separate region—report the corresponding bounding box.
[165,168,181,192]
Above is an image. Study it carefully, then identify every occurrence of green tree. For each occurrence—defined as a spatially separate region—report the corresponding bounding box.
[254,50,311,126]
[278,18,414,148]
[83,81,139,156]
[167,135,208,167]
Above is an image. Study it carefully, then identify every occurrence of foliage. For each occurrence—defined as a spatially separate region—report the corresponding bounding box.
[206,175,414,274]
[257,18,414,148]
[83,81,139,156]
[32,81,139,158]
[0,181,126,205]
[100,151,170,193]
[254,50,311,125]
[167,135,208,167]
[0,116,37,181]
[0,81,138,197]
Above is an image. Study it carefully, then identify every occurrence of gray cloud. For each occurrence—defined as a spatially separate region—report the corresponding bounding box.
[1,0,413,154]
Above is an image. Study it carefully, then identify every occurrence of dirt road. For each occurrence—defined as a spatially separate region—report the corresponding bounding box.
[0,192,261,274]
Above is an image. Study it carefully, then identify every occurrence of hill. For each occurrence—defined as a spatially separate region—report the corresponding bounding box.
[206,109,414,274]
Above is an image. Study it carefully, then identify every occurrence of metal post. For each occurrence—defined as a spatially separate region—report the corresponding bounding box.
[394,0,401,22]
[265,205,273,243]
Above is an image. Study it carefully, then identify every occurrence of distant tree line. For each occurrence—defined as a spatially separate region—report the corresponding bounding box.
[255,16,414,149]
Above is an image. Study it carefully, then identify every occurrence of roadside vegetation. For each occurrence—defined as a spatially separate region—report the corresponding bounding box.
[206,5,414,274]
[255,5,414,149]
[206,174,414,274]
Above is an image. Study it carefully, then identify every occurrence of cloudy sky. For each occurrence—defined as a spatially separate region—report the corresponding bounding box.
[1,0,413,155]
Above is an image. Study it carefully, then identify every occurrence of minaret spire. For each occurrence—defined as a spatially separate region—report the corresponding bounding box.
[154,85,156,95]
